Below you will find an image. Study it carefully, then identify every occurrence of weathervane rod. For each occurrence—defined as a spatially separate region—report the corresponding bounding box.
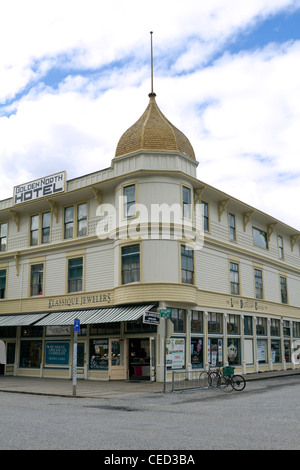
[150,31,154,94]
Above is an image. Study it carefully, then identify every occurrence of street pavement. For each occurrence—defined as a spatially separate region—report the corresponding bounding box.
[0,369,299,399]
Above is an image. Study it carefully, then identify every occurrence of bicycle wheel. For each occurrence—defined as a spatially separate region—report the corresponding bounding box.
[218,375,233,393]
[232,375,246,391]
[199,371,210,389]
[208,372,219,388]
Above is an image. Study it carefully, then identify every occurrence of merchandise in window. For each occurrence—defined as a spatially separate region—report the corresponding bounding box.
[208,338,223,366]
[89,339,108,370]
[227,338,241,365]
[191,337,204,369]
[227,314,240,334]
[271,339,281,363]
[20,341,42,368]
[257,339,268,363]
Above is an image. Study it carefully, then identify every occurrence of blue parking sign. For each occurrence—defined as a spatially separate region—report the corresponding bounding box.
[74,318,80,332]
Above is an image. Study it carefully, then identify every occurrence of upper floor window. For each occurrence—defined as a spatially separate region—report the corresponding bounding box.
[181,245,194,284]
[0,269,6,299]
[280,276,288,304]
[64,203,87,239]
[30,215,39,246]
[254,268,263,299]
[121,244,140,284]
[230,262,239,295]
[30,212,51,246]
[229,213,236,241]
[30,264,43,296]
[253,227,268,249]
[182,186,191,219]
[0,223,7,251]
[201,201,209,231]
[123,184,136,218]
[68,257,83,293]
[278,236,284,259]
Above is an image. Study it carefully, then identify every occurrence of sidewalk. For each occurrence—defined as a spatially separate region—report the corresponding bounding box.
[0,369,299,399]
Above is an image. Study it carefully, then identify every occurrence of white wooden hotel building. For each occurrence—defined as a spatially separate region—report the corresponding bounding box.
[0,90,300,382]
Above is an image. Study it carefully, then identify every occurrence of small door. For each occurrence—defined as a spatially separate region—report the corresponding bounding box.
[109,338,126,380]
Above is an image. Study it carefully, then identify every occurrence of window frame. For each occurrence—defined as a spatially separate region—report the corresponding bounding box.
[182,185,192,220]
[67,256,84,293]
[180,244,194,285]
[229,213,236,242]
[0,269,6,300]
[63,202,88,240]
[121,243,140,285]
[201,201,209,232]
[280,276,288,304]
[122,183,136,219]
[254,268,263,300]
[30,263,44,297]
[253,227,268,250]
[230,261,240,295]
[0,222,8,252]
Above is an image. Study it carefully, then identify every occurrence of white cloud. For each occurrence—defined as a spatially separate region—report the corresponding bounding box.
[1,0,300,230]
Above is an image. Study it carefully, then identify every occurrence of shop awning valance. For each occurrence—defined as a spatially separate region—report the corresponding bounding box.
[0,305,155,327]
[0,313,48,326]
[35,304,154,326]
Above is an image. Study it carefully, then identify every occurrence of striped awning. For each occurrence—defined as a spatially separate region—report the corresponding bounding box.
[0,313,48,326]
[32,304,155,326]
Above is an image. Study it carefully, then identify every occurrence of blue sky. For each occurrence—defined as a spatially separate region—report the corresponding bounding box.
[1,0,300,229]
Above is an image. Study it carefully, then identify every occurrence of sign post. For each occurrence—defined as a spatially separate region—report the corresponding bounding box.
[160,309,172,393]
[73,318,80,396]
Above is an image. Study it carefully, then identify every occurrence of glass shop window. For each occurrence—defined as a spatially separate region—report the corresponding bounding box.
[89,339,108,370]
[208,312,223,334]
[20,341,42,368]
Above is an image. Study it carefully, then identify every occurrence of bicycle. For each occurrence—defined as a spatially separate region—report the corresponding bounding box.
[199,365,246,392]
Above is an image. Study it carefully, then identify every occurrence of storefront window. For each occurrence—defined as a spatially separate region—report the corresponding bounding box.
[270,319,280,336]
[20,341,42,368]
[191,311,203,333]
[89,339,108,370]
[257,339,268,363]
[6,343,16,364]
[21,326,43,337]
[256,317,267,335]
[91,322,121,335]
[271,339,281,363]
[244,316,253,335]
[170,309,186,333]
[191,337,204,369]
[284,340,291,363]
[293,322,300,338]
[283,321,290,337]
[227,314,240,334]
[208,338,223,366]
[208,312,222,334]
[166,338,185,369]
[125,318,156,333]
[227,338,241,365]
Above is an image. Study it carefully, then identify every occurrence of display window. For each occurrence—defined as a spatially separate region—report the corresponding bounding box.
[89,339,108,370]
[208,338,223,366]
[227,338,241,365]
[257,339,268,363]
[20,341,42,368]
[191,337,204,369]
[271,339,281,363]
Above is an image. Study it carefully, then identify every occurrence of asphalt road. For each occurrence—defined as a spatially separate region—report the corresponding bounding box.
[1,375,299,451]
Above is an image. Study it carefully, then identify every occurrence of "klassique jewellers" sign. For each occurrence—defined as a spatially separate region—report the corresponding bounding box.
[13,171,66,204]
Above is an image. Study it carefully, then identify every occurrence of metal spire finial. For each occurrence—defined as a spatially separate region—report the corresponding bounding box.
[149,31,156,97]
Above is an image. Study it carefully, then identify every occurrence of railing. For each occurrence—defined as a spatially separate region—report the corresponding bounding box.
[171,370,203,392]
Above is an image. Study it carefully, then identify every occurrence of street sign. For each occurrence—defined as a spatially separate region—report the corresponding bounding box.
[160,308,172,319]
[74,318,80,332]
[143,311,160,325]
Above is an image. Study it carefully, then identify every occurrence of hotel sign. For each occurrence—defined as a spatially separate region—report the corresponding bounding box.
[13,171,66,205]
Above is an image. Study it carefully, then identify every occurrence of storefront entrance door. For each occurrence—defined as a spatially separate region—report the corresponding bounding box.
[109,338,126,380]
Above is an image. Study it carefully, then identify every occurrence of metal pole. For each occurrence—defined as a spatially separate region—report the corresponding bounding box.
[73,330,78,396]
[163,317,167,393]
